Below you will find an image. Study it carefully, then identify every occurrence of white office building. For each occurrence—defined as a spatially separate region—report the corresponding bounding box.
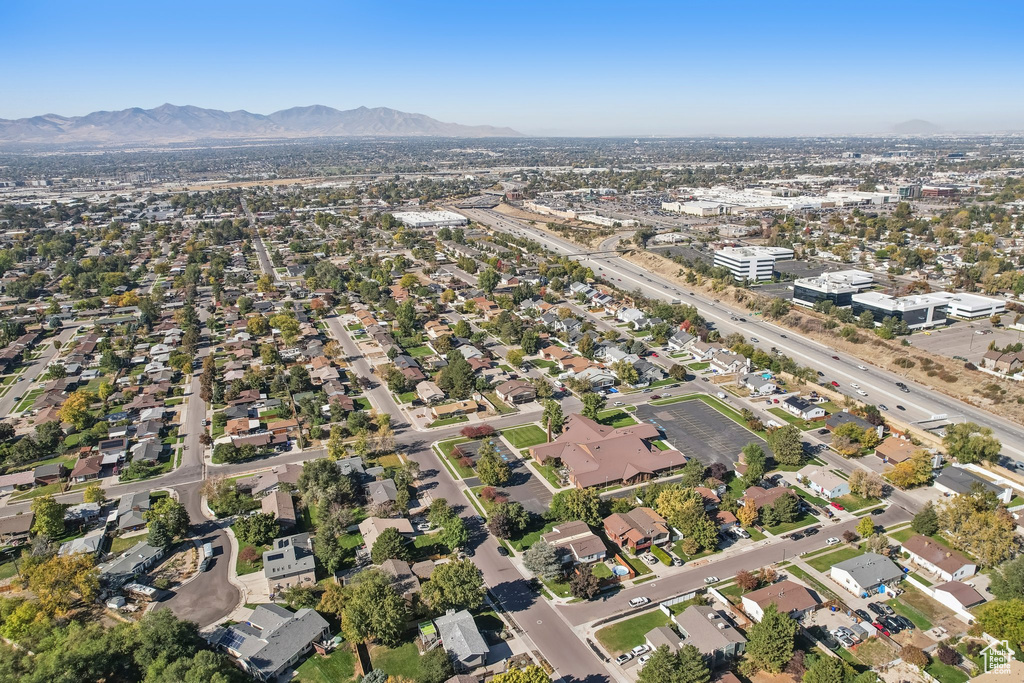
[851,292,949,330]
[392,210,468,229]
[929,292,1006,319]
[713,246,794,282]
[792,270,874,308]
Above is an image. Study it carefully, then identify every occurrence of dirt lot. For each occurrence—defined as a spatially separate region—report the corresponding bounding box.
[623,249,1024,426]
[491,203,631,248]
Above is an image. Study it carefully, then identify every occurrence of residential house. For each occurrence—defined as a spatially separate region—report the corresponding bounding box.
[531,414,684,489]
[0,513,33,545]
[261,490,297,529]
[935,466,1012,503]
[379,558,422,601]
[70,455,103,483]
[673,605,747,664]
[416,380,445,404]
[540,521,607,565]
[741,580,820,622]
[797,466,851,500]
[435,609,490,672]
[97,541,164,587]
[365,479,399,506]
[495,379,536,404]
[245,463,304,498]
[739,373,777,396]
[358,517,414,551]
[218,604,330,682]
[981,350,1024,373]
[117,491,151,531]
[424,320,451,340]
[633,359,665,386]
[131,441,163,465]
[0,470,35,495]
[709,350,747,375]
[604,507,670,551]
[431,400,479,420]
[742,486,797,512]
[689,341,723,361]
[59,528,105,557]
[263,533,316,593]
[901,535,976,582]
[574,366,618,389]
[873,438,917,464]
[782,396,826,421]
[33,463,65,486]
[829,553,904,596]
[667,330,695,352]
[825,411,876,433]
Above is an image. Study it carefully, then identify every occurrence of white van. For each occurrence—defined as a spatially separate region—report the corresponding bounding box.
[628,597,650,608]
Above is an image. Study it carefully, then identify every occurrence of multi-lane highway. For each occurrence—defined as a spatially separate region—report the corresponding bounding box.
[460,207,1024,457]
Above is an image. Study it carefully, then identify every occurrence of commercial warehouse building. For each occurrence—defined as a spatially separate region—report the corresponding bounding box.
[392,210,468,229]
[713,246,794,282]
[792,270,874,308]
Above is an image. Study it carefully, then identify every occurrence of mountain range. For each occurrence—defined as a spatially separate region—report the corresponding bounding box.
[0,104,523,145]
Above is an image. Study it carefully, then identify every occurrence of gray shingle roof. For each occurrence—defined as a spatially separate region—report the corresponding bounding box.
[435,609,489,662]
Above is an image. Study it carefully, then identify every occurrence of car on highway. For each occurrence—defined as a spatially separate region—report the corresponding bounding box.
[629,597,650,608]
[630,645,650,657]
[750,337,759,343]
[615,654,633,666]
[704,576,719,584]
[850,383,860,389]
[856,389,869,397]
[739,317,747,322]
[896,382,910,393]
[857,365,867,370]
[878,404,888,411]
[831,381,840,387]
[780,334,787,338]
[651,394,661,399]
[825,537,841,546]
[896,404,906,410]
[832,355,840,360]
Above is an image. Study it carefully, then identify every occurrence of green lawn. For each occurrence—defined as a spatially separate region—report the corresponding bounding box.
[792,487,830,508]
[406,345,433,358]
[9,453,77,474]
[510,520,556,552]
[530,359,556,369]
[427,415,468,428]
[618,552,652,576]
[593,562,614,579]
[763,511,817,536]
[529,460,565,489]
[434,437,474,478]
[767,407,820,431]
[596,611,670,655]
[925,662,968,683]
[502,424,548,449]
[888,527,916,543]
[686,362,710,370]
[596,409,637,428]
[484,392,516,415]
[806,546,865,572]
[370,641,422,680]
[396,391,417,404]
[833,494,881,512]
[354,397,372,411]
[716,583,744,605]
[110,532,149,555]
[294,648,356,683]
[787,565,840,602]
[9,481,64,502]
[0,559,20,581]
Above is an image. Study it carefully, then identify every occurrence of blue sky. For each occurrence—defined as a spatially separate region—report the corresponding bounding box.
[2,1,1022,135]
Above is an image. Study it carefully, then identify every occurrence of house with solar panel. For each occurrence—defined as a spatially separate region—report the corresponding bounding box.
[216,604,330,681]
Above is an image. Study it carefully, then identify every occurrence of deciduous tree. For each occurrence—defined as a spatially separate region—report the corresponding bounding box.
[745,604,797,673]
[370,526,410,564]
[422,559,485,612]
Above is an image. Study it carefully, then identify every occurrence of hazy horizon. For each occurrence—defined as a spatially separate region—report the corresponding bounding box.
[3,0,1023,137]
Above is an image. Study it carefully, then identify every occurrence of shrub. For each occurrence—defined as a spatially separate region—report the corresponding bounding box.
[481,487,498,502]
[936,644,960,666]
[239,546,260,563]
[901,645,929,668]
[458,456,474,469]
[842,530,858,543]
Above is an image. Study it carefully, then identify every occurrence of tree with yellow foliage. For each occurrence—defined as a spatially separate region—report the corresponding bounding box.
[27,553,99,616]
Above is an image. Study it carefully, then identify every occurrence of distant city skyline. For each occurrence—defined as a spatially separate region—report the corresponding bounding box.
[3,0,1023,136]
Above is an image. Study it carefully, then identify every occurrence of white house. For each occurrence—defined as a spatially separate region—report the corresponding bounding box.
[782,396,826,420]
[739,373,777,396]
[901,535,976,582]
[797,466,850,500]
[830,553,904,597]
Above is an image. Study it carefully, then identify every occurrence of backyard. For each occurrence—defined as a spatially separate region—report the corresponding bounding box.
[369,641,421,680]
[294,648,356,683]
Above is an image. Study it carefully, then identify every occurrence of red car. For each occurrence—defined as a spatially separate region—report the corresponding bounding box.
[872,622,890,636]
[830,502,845,511]
[650,352,658,357]
[651,394,661,399]
[831,381,840,387]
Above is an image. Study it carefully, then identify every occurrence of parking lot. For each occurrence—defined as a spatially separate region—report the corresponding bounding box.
[907,318,1024,364]
[634,399,771,468]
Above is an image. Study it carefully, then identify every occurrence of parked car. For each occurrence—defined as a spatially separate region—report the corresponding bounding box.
[416,523,431,531]
[638,654,652,666]
[789,532,804,541]
[872,621,890,637]
[614,401,625,406]
[496,546,509,557]
[894,615,914,631]
[630,645,649,656]
[830,502,845,511]
[881,616,901,634]
[615,654,633,665]
[825,537,841,546]
[854,609,872,622]
[804,526,819,536]
[643,554,658,565]
[838,635,855,648]
[881,603,895,616]
[871,507,885,515]
[704,576,719,584]
[867,602,886,617]
[651,394,661,399]
[629,597,650,608]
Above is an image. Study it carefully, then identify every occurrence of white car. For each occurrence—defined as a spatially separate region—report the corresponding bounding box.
[614,401,625,406]
[638,654,652,666]
[850,383,860,389]
[857,365,867,370]
[825,537,841,546]
[856,390,868,397]
[628,597,650,608]
[643,554,658,565]
[416,523,431,532]
[630,645,649,657]
[704,576,719,584]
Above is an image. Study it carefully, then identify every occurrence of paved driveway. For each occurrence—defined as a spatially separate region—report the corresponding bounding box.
[635,399,772,467]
